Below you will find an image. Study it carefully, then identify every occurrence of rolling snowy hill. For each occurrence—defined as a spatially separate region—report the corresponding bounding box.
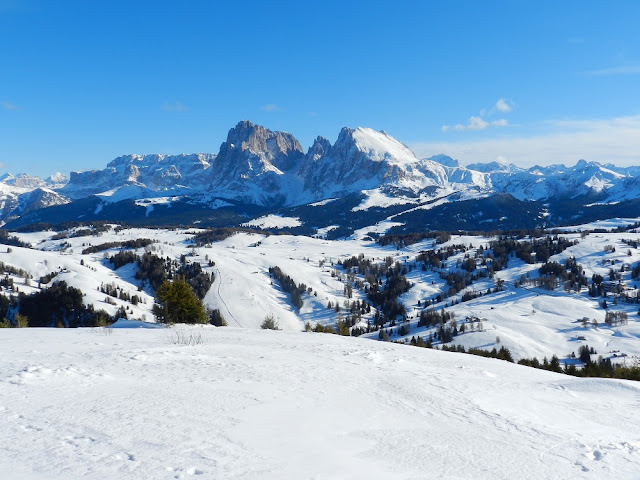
[1,326,639,479]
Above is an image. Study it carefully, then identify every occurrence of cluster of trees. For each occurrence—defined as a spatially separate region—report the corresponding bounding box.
[605,310,629,326]
[403,334,516,363]
[339,256,410,323]
[82,238,153,254]
[416,244,468,270]
[523,257,588,292]
[98,282,143,305]
[0,230,30,248]
[175,262,212,300]
[39,271,59,285]
[378,231,451,248]
[193,228,263,246]
[14,281,113,327]
[269,266,307,311]
[135,252,168,291]
[134,252,214,299]
[519,347,640,381]
[0,261,31,280]
[489,235,578,265]
[109,250,137,269]
[417,308,454,328]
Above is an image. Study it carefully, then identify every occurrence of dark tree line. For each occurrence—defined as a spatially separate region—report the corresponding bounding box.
[269,266,306,311]
[82,238,153,254]
[15,281,112,327]
[192,228,264,246]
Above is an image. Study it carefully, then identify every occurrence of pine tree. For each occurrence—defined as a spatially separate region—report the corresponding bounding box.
[153,276,208,324]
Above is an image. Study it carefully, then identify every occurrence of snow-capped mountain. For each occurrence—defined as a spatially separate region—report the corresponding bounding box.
[55,122,490,209]
[3,120,640,232]
[302,128,490,199]
[0,174,69,225]
[61,153,216,200]
[459,158,635,202]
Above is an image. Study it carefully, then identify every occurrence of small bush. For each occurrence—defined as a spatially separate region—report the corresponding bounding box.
[261,313,280,330]
[167,329,204,346]
[15,314,28,328]
[209,309,227,327]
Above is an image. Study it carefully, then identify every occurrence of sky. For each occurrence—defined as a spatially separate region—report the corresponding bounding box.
[1,0,640,178]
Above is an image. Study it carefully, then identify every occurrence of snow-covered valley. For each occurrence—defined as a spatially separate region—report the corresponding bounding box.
[2,222,640,478]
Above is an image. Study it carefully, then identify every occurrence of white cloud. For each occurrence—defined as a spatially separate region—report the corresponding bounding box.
[495,98,512,113]
[261,104,279,112]
[443,99,513,132]
[491,119,509,127]
[585,65,640,76]
[444,116,508,132]
[162,101,187,112]
[414,115,640,168]
[3,102,17,110]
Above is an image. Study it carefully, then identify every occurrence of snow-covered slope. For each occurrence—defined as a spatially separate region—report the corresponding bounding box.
[1,326,639,480]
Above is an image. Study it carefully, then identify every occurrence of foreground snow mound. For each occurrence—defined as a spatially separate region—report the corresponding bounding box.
[1,327,639,479]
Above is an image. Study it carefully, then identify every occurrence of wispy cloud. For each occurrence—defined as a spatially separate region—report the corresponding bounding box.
[162,101,187,112]
[416,114,640,168]
[261,103,279,112]
[495,98,513,113]
[442,98,513,132]
[585,65,640,76]
[2,102,17,110]
[442,116,509,132]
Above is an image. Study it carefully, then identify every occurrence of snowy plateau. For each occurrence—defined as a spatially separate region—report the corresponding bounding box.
[1,223,640,478]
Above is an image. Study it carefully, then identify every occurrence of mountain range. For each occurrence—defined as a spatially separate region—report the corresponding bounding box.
[2,120,640,235]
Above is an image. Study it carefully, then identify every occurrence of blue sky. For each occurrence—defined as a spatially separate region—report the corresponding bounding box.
[1,0,640,177]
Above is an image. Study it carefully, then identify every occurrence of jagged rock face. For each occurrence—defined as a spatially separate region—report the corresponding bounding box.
[306,136,332,162]
[62,153,215,198]
[209,121,305,206]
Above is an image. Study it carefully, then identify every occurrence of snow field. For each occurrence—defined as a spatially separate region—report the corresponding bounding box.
[1,326,639,479]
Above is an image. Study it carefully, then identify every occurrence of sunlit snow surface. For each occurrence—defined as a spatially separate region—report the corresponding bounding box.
[241,214,302,229]
[1,327,639,479]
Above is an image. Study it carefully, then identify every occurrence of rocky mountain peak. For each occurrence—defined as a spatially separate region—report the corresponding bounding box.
[306,136,332,161]
[217,120,304,173]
